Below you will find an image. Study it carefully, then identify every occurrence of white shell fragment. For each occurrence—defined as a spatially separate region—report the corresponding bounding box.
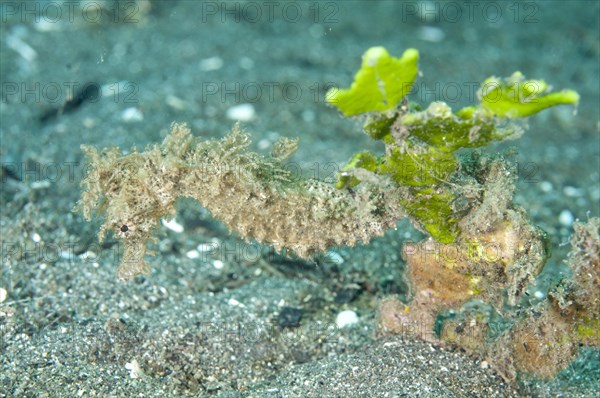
[125,359,143,379]
[336,310,359,328]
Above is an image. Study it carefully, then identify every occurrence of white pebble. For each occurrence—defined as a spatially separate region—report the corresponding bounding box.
[162,218,184,233]
[213,260,224,269]
[199,56,223,71]
[0,288,7,303]
[539,181,553,192]
[121,107,144,122]
[32,232,41,242]
[166,95,187,110]
[558,210,574,227]
[564,186,582,197]
[336,310,358,328]
[417,26,445,42]
[534,291,545,299]
[186,250,200,259]
[226,103,256,122]
[228,298,245,307]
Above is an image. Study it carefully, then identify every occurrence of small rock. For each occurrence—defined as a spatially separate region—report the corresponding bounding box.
[334,287,361,304]
[278,307,303,328]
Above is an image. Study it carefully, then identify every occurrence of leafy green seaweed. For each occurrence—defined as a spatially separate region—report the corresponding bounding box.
[326,47,419,116]
[328,47,579,243]
[458,71,579,118]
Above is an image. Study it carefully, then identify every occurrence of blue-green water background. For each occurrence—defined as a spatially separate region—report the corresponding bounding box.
[2,0,598,230]
[1,1,599,397]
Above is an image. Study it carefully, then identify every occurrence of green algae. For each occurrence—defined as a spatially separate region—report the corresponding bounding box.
[326,47,419,116]
[327,47,579,244]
